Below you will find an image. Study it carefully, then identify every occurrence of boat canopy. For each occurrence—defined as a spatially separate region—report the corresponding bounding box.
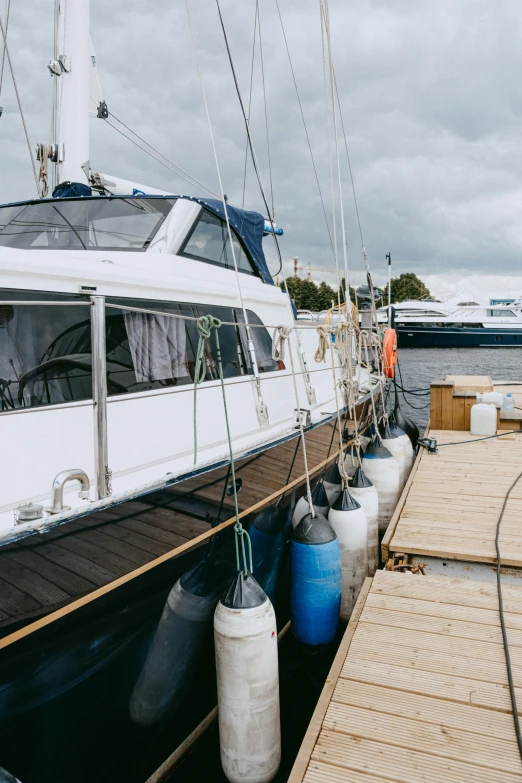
[178,196,274,286]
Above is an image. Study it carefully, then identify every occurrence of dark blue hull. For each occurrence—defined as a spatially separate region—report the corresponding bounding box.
[397,326,522,348]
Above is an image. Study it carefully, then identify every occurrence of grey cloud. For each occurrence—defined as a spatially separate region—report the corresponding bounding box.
[1,0,522,294]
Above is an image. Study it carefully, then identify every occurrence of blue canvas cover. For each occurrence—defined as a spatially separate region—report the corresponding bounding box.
[180,196,274,286]
[53,182,93,198]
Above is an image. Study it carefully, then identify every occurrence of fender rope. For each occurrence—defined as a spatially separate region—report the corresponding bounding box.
[195,315,252,575]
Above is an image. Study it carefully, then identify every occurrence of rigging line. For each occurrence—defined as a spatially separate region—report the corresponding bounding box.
[257,1,275,221]
[104,118,219,198]
[274,0,335,258]
[321,0,350,310]
[320,0,340,298]
[185,0,253,342]
[0,0,10,97]
[0,14,39,194]
[333,66,368,270]
[241,0,258,209]
[107,112,220,199]
[213,0,283,276]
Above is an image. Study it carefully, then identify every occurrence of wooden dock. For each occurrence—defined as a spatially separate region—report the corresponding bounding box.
[289,375,522,782]
[288,570,522,783]
[383,428,522,568]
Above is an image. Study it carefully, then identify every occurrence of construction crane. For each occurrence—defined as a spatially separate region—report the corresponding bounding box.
[292,257,333,280]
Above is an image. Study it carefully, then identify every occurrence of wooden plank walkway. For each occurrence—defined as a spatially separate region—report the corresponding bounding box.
[288,570,522,783]
[384,429,522,566]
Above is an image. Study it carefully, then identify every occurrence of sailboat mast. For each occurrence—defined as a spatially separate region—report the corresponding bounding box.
[55,0,90,186]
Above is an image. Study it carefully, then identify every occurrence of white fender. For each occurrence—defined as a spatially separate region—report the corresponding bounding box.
[328,489,368,621]
[362,440,400,535]
[381,435,406,492]
[323,461,342,506]
[292,481,329,527]
[214,574,280,783]
[393,429,414,480]
[349,478,379,575]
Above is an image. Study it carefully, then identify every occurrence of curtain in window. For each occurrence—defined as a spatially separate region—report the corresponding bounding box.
[123,312,187,383]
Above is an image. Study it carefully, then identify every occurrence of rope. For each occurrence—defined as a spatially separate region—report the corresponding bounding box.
[495,468,522,761]
[272,325,291,363]
[274,0,335,258]
[37,143,53,198]
[287,330,315,517]
[328,329,350,486]
[257,0,275,221]
[241,0,258,209]
[332,67,368,270]
[0,14,39,194]
[361,331,384,438]
[315,325,331,363]
[0,0,10,99]
[105,115,220,199]
[435,431,520,447]
[194,315,252,575]
[213,0,283,276]
[193,314,217,463]
[321,0,344,310]
[186,0,268,420]
[320,0,340,303]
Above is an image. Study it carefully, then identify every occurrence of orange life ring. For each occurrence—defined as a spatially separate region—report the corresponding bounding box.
[383,328,397,379]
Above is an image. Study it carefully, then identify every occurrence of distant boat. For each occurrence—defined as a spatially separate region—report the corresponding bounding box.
[377,293,522,347]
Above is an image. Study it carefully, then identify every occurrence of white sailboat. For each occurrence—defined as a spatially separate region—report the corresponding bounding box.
[0,2,382,781]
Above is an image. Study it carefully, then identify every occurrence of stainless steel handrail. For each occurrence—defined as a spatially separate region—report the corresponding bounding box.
[91,296,110,499]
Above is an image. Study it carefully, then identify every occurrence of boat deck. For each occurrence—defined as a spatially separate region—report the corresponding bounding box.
[382,428,522,568]
[288,570,522,783]
[0,422,338,637]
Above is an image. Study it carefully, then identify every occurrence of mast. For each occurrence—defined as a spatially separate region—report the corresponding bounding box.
[43,0,91,190]
[57,0,90,184]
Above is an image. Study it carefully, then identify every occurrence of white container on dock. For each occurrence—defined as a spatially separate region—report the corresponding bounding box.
[476,391,504,408]
[470,403,497,436]
[501,394,515,415]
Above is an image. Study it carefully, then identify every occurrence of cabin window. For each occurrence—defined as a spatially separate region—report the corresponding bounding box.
[236,310,280,373]
[180,209,256,275]
[0,198,173,251]
[0,290,280,410]
[489,309,516,317]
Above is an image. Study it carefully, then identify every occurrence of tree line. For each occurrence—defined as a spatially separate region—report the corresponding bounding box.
[279,272,432,312]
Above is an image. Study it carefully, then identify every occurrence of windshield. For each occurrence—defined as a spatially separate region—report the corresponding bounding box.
[0,197,174,251]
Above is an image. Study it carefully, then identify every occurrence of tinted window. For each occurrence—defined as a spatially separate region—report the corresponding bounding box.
[180,209,255,275]
[489,309,516,317]
[0,291,279,410]
[0,198,173,251]
[236,310,279,373]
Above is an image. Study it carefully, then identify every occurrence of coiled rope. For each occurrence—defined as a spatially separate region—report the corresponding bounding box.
[314,325,331,364]
[194,315,252,575]
[272,325,291,363]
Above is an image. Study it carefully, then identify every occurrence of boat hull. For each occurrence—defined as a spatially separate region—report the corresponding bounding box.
[397,326,522,348]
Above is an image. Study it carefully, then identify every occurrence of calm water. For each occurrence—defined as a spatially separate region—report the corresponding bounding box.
[396,347,522,430]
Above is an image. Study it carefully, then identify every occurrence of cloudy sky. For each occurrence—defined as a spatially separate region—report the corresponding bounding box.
[1,0,522,299]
